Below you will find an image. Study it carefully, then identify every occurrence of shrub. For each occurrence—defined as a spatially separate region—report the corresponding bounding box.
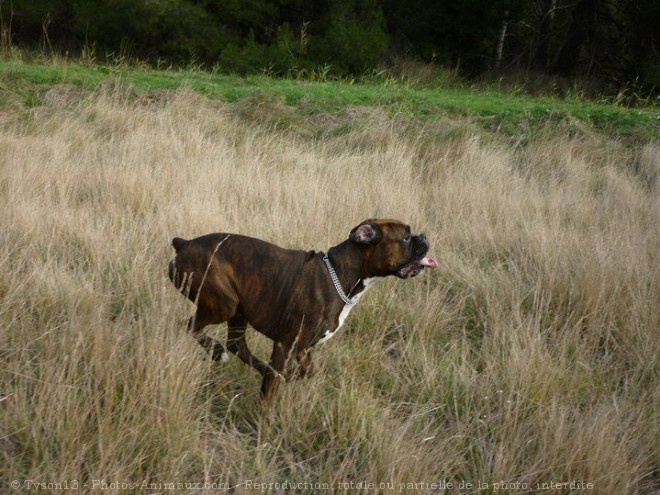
[218,26,301,75]
[308,0,388,75]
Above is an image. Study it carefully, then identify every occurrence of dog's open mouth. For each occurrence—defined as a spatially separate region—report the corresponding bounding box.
[397,256,439,278]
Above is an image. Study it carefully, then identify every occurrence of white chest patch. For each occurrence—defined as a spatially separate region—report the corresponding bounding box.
[315,277,383,345]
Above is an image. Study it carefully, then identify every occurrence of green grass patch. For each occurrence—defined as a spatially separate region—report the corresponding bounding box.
[1,60,658,141]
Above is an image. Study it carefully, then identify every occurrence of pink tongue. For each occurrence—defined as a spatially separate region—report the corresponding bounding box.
[420,256,439,269]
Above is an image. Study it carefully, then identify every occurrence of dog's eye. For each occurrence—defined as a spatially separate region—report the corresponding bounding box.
[403,234,411,242]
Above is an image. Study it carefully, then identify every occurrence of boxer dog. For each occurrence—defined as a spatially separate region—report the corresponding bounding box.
[168,219,437,403]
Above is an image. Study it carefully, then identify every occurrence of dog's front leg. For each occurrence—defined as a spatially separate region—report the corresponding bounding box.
[287,348,314,380]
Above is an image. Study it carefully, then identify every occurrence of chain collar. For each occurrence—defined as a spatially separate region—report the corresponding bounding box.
[322,254,359,305]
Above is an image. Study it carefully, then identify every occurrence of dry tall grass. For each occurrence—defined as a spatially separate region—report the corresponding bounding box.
[1,87,658,494]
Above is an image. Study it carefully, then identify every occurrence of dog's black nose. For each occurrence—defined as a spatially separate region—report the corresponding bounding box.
[415,233,428,247]
[413,234,429,256]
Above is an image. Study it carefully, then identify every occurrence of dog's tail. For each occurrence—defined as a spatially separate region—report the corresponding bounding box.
[172,237,188,252]
[169,237,188,288]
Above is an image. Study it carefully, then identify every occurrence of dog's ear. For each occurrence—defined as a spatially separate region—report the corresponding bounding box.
[349,223,383,244]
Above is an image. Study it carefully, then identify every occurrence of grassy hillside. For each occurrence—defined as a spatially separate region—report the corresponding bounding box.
[1,62,659,494]
[1,60,658,142]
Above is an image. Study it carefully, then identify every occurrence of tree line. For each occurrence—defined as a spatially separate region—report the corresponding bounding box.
[3,0,659,92]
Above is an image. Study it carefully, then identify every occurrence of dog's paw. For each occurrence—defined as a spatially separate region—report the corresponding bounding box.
[211,344,229,363]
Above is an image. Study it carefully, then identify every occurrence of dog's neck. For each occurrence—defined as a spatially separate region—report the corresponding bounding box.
[326,240,368,299]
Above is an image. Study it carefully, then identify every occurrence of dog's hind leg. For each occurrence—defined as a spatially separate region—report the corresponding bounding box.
[260,342,289,406]
[187,314,228,362]
[226,315,272,376]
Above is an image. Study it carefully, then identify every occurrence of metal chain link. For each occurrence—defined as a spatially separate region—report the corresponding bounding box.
[323,254,358,305]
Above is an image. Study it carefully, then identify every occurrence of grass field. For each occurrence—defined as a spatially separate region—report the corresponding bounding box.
[1,59,658,141]
[1,61,659,494]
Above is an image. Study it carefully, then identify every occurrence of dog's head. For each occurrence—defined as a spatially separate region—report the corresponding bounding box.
[349,219,438,279]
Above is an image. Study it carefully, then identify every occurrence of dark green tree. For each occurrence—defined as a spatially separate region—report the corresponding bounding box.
[308,0,388,74]
[382,0,526,71]
[70,0,227,61]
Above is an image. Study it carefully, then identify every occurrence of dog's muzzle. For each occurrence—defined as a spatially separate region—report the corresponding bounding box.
[396,234,439,279]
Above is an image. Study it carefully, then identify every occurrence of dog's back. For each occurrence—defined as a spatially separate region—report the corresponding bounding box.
[168,233,314,326]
